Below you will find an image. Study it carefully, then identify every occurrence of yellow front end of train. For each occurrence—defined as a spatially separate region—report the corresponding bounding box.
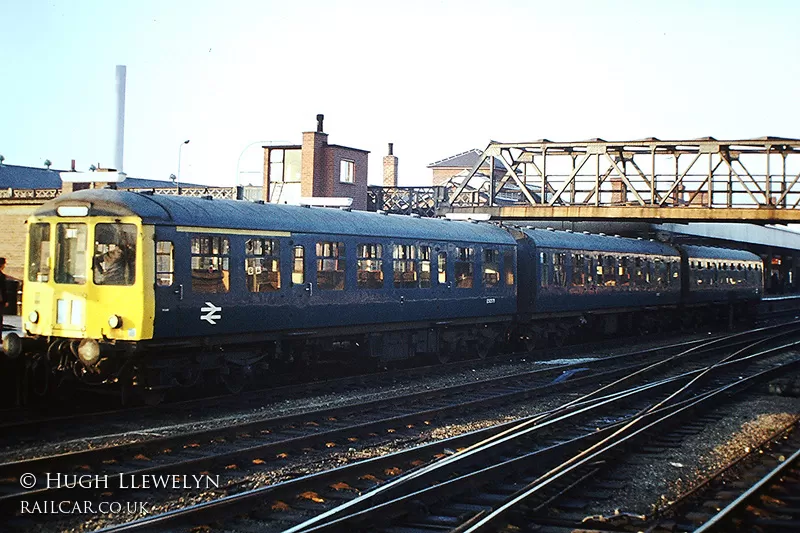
[17,209,156,375]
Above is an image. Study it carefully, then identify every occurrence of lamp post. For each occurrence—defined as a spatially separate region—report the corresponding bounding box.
[177,139,190,192]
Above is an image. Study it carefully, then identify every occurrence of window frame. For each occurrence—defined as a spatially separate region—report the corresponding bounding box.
[340,159,355,184]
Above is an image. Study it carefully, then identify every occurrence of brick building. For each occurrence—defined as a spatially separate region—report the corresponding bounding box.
[428,149,506,187]
[262,115,370,209]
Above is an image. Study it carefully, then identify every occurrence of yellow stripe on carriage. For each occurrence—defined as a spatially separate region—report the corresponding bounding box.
[175,226,291,237]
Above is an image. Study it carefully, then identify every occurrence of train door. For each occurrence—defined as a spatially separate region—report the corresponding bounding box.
[289,241,312,308]
[153,230,183,337]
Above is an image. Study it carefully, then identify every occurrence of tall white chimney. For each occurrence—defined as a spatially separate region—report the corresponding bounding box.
[114,65,126,172]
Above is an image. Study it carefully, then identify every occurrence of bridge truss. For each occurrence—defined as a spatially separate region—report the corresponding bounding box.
[442,137,800,223]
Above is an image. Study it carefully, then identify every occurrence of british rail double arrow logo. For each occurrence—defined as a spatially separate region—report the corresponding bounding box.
[200,302,223,324]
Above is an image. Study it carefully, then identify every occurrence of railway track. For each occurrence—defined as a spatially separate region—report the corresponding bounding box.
[639,420,800,532]
[0,330,720,450]
[11,323,794,533]
[271,350,800,533]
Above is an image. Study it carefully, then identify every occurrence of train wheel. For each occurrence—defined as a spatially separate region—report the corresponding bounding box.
[220,364,246,394]
[475,339,493,359]
[29,355,51,399]
[140,388,166,406]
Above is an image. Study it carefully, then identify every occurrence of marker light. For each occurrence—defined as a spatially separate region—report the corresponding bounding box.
[108,315,123,329]
[28,311,39,324]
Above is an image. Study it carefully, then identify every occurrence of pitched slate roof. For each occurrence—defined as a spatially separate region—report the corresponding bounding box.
[427,149,507,170]
[0,164,205,190]
[0,164,63,189]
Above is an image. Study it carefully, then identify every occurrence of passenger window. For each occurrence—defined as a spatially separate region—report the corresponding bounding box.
[156,241,174,287]
[618,257,630,287]
[438,252,448,284]
[553,252,567,287]
[419,245,432,288]
[655,258,666,286]
[292,245,305,284]
[504,250,515,286]
[28,223,51,282]
[393,244,417,289]
[483,249,500,288]
[357,244,383,289]
[572,254,585,286]
[316,241,345,290]
[55,223,88,285]
[596,255,604,285]
[191,236,230,293]
[603,256,616,286]
[245,238,280,292]
[455,246,474,288]
[540,252,549,287]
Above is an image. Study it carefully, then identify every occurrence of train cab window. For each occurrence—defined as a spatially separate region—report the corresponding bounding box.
[292,246,305,285]
[419,246,432,288]
[191,236,230,293]
[393,244,418,289]
[55,223,88,285]
[357,244,383,289]
[28,223,51,282]
[156,242,174,287]
[438,252,448,284]
[316,241,345,290]
[245,238,280,292]
[93,223,136,286]
[455,247,474,288]
[572,254,586,286]
[504,250,515,286]
[483,249,500,288]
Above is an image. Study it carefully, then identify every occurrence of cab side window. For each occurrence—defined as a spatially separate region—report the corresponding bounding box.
[28,223,51,282]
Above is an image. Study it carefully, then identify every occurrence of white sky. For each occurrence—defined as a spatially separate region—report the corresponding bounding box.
[1,0,798,187]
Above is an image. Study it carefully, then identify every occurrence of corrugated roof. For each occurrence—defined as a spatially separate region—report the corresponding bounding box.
[0,164,205,190]
[428,149,507,170]
[35,189,517,245]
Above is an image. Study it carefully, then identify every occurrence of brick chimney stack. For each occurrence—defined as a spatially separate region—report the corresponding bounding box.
[302,114,329,197]
[383,142,398,187]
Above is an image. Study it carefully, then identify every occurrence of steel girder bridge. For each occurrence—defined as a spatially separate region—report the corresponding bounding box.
[440,137,800,223]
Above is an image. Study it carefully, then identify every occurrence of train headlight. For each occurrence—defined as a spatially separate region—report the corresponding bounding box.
[108,315,123,329]
[77,338,101,367]
[28,311,39,324]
